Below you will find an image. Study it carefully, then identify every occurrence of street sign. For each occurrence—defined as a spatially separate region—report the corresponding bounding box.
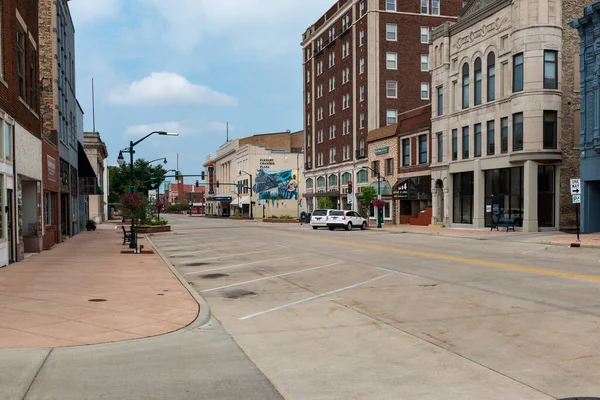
[347,196,353,205]
[572,194,581,204]
[570,178,581,195]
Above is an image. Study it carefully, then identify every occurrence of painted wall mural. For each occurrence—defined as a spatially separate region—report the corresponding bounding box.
[253,169,298,200]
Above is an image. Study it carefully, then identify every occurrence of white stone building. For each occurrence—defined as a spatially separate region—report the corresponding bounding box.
[429,0,579,232]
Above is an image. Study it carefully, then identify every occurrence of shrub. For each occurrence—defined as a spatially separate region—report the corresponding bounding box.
[140,219,168,227]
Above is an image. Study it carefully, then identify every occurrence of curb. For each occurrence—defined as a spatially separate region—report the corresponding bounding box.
[145,235,212,329]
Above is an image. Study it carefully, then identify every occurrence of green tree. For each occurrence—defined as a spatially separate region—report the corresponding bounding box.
[318,197,334,209]
[359,186,377,222]
[109,159,167,204]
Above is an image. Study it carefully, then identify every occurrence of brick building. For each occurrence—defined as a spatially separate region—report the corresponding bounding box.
[301,0,464,212]
[0,0,43,263]
[367,105,433,225]
[39,0,83,241]
[164,182,206,215]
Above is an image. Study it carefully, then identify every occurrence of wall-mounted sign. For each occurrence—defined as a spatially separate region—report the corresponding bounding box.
[374,146,389,155]
[207,163,215,195]
[47,155,56,183]
[259,158,276,169]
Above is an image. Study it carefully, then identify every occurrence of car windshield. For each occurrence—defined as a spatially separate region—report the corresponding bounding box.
[330,211,344,216]
[313,210,327,216]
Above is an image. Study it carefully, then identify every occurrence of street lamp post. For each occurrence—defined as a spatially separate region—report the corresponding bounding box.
[360,166,384,229]
[239,170,254,220]
[117,131,178,250]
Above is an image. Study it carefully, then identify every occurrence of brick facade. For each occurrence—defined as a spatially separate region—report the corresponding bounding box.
[302,0,463,212]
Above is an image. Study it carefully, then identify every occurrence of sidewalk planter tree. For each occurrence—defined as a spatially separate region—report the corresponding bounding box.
[318,197,334,209]
[359,186,377,226]
[121,192,147,225]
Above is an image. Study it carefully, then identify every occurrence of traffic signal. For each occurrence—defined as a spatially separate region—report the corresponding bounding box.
[195,180,199,188]
[201,171,205,180]
[216,180,220,188]
[348,181,353,194]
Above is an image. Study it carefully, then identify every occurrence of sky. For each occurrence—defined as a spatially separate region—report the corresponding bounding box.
[70,0,330,183]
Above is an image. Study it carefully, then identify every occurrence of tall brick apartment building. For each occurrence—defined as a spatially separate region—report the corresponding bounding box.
[302,0,465,212]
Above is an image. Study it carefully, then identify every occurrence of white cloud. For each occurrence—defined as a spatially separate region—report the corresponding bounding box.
[109,72,239,107]
[125,120,232,136]
[70,0,121,24]
[139,0,328,54]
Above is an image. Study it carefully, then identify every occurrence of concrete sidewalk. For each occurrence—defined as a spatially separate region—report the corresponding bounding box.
[379,223,600,247]
[0,225,199,348]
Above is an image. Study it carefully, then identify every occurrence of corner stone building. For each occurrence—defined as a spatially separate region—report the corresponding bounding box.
[430,0,581,232]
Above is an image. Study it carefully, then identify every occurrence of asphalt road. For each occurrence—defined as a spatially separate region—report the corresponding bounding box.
[152,215,600,400]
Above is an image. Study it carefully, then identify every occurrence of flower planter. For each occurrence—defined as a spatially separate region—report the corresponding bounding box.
[262,218,299,224]
[135,225,171,234]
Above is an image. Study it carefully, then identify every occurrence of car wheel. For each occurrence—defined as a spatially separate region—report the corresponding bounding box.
[312,226,318,230]
[346,222,352,231]
[328,226,335,231]
[361,222,367,230]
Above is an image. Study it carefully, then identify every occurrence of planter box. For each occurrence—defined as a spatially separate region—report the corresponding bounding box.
[230,216,249,220]
[135,225,171,234]
[262,218,299,224]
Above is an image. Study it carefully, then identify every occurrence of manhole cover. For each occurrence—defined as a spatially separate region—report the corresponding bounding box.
[224,289,257,299]
[185,262,207,267]
[201,273,229,279]
[88,298,107,302]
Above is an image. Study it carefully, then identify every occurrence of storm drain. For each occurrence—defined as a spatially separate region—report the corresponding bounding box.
[201,273,229,279]
[88,298,107,302]
[223,289,257,299]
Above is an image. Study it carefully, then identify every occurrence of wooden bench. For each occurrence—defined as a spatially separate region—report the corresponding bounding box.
[491,215,516,232]
[122,225,132,245]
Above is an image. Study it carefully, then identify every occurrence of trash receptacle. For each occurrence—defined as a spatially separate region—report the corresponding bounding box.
[305,213,311,224]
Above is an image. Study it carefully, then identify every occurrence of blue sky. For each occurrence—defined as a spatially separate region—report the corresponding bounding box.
[70,0,330,183]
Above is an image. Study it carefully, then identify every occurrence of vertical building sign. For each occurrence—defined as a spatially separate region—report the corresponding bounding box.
[207,163,215,195]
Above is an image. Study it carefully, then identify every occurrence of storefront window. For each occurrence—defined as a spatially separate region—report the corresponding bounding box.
[369,201,393,220]
[484,167,524,227]
[341,172,351,185]
[328,174,338,188]
[474,123,482,157]
[452,129,458,160]
[538,165,555,227]
[453,172,473,224]
[357,170,368,183]
[317,176,325,188]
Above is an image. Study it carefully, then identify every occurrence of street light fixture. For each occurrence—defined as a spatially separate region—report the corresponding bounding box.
[360,166,385,229]
[118,131,179,250]
[238,170,254,220]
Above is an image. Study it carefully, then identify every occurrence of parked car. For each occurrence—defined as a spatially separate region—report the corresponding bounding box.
[327,210,367,231]
[310,209,335,229]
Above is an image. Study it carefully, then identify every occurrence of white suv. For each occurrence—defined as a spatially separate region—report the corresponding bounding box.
[327,210,367,231]
[310,209,335,229]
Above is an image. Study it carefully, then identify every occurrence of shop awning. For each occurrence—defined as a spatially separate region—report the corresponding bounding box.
[368,180,393,196]
[392,176,432,200]
[78,143,101,195]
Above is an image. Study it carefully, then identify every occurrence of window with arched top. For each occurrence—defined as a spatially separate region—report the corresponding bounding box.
[328,174,338,188]
[342,172,352,185]
[474,58,482,105]
[306,178,314,189]
[317,176,325,188]
[462,63,470,109]
[357,169,368,183]
[487,52,496,101]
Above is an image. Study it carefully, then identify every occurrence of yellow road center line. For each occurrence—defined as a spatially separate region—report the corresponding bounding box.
[253,228,600,283]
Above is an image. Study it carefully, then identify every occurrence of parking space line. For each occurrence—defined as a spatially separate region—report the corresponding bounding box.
[238,272,395,321]
[201,262,344,293]
[184,256,296,275]
[522,246,549,255]
[181,246,286,263]
[172,243,267,257]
